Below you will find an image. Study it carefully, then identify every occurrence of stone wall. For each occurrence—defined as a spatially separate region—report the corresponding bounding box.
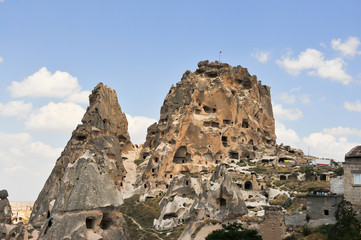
[306,195,342,227]
[344,157,361,215]
[285,212,306,227]
[330,176,344,195]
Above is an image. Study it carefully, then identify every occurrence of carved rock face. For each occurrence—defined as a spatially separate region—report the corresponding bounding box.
[141,61,276,193]
[29,83,131,239]
[154,164,248,230]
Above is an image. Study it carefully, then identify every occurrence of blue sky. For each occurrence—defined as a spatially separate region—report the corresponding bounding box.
[1,1,361,200]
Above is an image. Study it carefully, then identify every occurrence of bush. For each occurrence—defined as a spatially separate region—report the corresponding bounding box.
[328,197,361,240]
[333,167,344,176]
[283,198,293,209]
[206,222,262,240]
[301,225,311,236]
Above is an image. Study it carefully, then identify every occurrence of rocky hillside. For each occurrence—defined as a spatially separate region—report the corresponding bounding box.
[1,61,341,240]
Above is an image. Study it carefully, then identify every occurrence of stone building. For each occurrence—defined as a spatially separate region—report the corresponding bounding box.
[344,145,361,216]
[306,195,342,227]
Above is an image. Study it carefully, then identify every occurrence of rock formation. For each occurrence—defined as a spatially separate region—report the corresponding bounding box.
[0,190,12,224]
[28,83,131,239]
[154,164,248,230]
[140,60,276,195]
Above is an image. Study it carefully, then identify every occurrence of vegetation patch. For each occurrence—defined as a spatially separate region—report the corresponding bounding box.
[134,159,145,165]
[120,194,185,240]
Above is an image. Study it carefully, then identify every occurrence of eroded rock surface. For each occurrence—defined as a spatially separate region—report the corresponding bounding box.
[0,190,12,224]
[140,60,276,194]
[28,83,131,239]
[154,164,247,230]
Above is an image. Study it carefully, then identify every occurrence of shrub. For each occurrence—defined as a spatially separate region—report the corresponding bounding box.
[206,222,262,240]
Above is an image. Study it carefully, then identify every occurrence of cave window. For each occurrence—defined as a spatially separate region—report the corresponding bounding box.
[245,181,253,190]
[154,158,159,163]
[86,217,96,229]
[211,122,219,128]
[100,214,112,230]
[203,106,212,113]
[144,184,147,188]
[203,121,211,127]
[242,119,249,128]
[185,180,189,186]
[320,175,327,181]
[220,198,227,208]
[223,119,231,125]
[166,184,169,189]
[248,139,254,145]
[118,135,127,143]
[173,146,190,164]
[152,168,155,173]
[76,135,87,141]
[324,209,329,216]
[170,174,173,178]
[280,175,287,180]
[229,151,239,160]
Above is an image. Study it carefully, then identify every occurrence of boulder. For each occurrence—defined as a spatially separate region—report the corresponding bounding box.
[0,190,8,199]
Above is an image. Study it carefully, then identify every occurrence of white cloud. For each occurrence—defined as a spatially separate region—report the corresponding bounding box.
[344,100,361,112]
[251,50,270,63]
[275,121,301,147]
[290,87,301,93]
[64,90,91,104]
[273,104,303,121]
[275,123,360,162]
[323,127,361,138]
[126,114,157,144]
[303,132,357,161]
[25,102,85,133]
[0,56,3,62]
[300,94,310,104]
[276,48,352,85]
[331,36,361,57]
[8,67,83,98]
[0,101,33,117]
[0,131,62,200]
[279,92,295,104]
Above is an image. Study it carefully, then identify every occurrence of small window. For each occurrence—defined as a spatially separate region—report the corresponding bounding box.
[355,174,361,184]
[324,209,329,216]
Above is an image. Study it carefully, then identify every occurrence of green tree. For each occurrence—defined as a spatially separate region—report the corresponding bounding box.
[206,222,262,240]
[328,197,361,240]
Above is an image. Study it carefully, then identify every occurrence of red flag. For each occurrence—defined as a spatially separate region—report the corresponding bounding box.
[220,51,222,53]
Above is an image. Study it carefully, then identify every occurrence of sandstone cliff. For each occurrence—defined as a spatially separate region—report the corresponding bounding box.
[28,83,131,239]
[140,60,276,194]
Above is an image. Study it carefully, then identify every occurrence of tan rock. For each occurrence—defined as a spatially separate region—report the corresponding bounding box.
[140,60,276,193]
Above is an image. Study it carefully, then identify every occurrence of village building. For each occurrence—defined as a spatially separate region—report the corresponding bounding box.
[343,145,361,217]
